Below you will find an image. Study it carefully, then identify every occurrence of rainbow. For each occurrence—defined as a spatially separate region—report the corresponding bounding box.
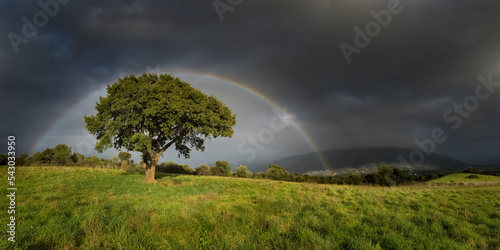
[32,71,330,170]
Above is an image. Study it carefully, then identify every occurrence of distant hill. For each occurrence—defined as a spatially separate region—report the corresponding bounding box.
[268,148,475,174]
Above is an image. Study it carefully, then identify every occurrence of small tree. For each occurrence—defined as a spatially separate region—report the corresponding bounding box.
[236,165,252,178]
[85,73,236,182]
[33,148,55,164]
[71,152,86,165]
[266,165,289,180]
[196,164,211,176]
[87,156,100,166]
[118,152,132,162]
[216,161,232,176]
[209,166,219,176]
[52,144,72,165]
[377,165,395,186]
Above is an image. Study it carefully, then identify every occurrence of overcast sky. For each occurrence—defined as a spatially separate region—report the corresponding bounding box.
[1,0,499,168]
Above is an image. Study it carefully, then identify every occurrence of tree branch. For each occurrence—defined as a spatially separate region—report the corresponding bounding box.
[161,130,188,153]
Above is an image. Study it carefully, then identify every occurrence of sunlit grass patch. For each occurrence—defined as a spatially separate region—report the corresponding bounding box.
[429,173,500,185]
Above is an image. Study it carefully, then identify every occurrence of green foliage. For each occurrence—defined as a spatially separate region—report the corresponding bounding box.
[235,165,252,178]
[349,174,363,185]
[430,173,500,184]
[253,172,266,179]
[377,165,396,186]
[17,153,29,166]
[196,164,211,176]
[120,160,129,168]
[52,144,73,165]
[118,152,132,162]
[31,147,55,164]
[0,154,29,166]
[464,167,481,174]
[215,161,232,176]
[266,165,289,180]
[87,156,100,166]
[71,152,85,164]
[84,73,237,181]
[209,166,219,176]
[467,174,479,179]
[2,166,499,249]
[28,144,72,165]
[157,161,195,175]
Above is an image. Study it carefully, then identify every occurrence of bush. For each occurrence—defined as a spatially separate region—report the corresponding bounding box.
[254,172,266,179]
[196,164,211,176]
[216,161,232,176]
[467,174,479,179]
[349,174,363,185]
[236,165,252,178]
[464,167,481,174]
[157,161,194,175]
[121,160,129,167]
[266,165,289,181]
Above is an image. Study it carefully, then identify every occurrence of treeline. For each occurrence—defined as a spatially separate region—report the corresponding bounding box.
[463,167,500,176]
[2,144,450,186]
[0,144,142,170]
[162,162,444,186]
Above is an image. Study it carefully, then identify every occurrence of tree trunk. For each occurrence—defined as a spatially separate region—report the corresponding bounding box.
[145,164,157,183]
[144,151,160,183]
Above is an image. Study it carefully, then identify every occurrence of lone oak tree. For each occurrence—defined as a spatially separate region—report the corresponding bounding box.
[84,73,237,182]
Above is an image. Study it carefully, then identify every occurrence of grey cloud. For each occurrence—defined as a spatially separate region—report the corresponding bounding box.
[1,0,500,166]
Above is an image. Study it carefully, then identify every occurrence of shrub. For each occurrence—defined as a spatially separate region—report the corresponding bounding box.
[210,166,219,176]
[216,161,232,176]
[157,161,194,175]
[464,167,481,174]
[467,174,479,179]
[121,160,129,167]
[266,165,289,180]
[236,165,252,178]
[196,164,211,176]
[254,172,266,179]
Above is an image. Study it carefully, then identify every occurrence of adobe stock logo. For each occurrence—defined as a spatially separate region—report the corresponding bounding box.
[228,107,294,168]
[213,0,243,22]
[398,74,500,168]
[7,0,71,54]
[339,0,409,64]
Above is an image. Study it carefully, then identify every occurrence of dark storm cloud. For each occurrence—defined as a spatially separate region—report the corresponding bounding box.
[1,0,499,164]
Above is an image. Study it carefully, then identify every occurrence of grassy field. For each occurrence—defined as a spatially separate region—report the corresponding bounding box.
[429,173,500,185]
[1,167,499,249]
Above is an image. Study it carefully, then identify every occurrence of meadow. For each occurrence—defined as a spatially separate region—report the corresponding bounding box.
[1,166,499,249]
[428,173,500,185]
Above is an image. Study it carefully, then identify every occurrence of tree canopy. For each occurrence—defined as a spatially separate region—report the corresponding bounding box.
[118,152,132,162]
[84,73,237,182]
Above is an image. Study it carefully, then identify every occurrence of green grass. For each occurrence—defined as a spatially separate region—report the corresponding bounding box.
[1,167,499,249]
[429,173,500,185]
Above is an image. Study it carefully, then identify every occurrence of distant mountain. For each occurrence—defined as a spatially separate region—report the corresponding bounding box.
[268,148,475,174]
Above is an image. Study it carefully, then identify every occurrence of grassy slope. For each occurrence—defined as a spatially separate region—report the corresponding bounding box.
[429,173,500,184]
[1,167,499,249]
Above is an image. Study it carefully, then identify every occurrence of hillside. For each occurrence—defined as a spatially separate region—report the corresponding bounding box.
[429,173,500,185]
[1,166,499,249]
[269,148,474,174]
